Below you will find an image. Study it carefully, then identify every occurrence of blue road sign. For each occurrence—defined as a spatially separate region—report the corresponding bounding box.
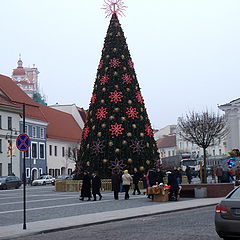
[16,133,31,152]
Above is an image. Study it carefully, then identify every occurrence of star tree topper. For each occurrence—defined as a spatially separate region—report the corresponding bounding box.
[102,0,127,17]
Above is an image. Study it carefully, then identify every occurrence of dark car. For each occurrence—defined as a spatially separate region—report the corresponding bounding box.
[215,186,240,239]
[0,176,22,190]
[51,174,73,185]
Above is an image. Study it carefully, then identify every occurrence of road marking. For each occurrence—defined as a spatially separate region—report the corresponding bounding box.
[0,195,145,214]
[0,196,78,206]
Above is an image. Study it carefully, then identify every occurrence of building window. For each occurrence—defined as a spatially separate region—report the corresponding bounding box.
[8,117,12,130]
[168,151,171,156]
[32,142,37,159]
[8,164,12,175]
[68,169,72,175]
[39,168,43,176]
[32,126,36,138]
[49,169,54,176]
[26,168,30,178]
[0,163,2,176]
[54,146,57,156]
[0,139,2,153]
[24,125,28,134]
[0,115,2,129]
[39,143,45,159]
[172,150,175,156]
[62,147,65,157]
[213,149,215,156]
[40,128,44,139]
[49,145,52,156]
[219,149,222,155]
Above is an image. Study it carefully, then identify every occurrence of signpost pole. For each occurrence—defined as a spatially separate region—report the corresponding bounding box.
[23,103,26,230]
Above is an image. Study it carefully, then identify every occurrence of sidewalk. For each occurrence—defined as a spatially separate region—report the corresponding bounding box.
[0,197,222,240]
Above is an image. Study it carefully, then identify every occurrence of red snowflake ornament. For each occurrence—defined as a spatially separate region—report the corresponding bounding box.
[145,124,153,137]
[91,93,97,104]
[100,74,110,85]
[128,59,134,68]
[96,107,108,120]
[98,60,104,70]
[83,126,90,139]
[122,74,132,84]
[126,106,139,119]
[109,123,124,136]
[109,58,120,68]
[109,90,123,103]
[136,91,144,104]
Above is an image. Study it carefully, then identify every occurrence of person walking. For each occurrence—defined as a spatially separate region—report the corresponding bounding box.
[132,168,141,195]
[167,171,179,201]
[216,165,223,183]
[155,168,165,184]
[122,170,132,200]
[235,166,240,181]
[92,172,102,201]
[228,165,235,183]
[185,166,192,184]
[111,170,121,200]
[79,171,91,201]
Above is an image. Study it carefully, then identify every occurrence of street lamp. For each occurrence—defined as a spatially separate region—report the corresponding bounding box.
[5,128,18,175]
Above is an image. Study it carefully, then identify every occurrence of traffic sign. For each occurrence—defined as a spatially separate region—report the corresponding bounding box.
[16,133,31,152]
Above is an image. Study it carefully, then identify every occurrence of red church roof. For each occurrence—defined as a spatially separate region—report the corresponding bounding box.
[12,67,26,76]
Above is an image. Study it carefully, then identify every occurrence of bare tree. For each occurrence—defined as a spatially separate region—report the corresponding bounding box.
[65,147,80,174]
[178,110,228,183]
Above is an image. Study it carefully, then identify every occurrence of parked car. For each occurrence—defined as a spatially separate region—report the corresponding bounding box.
[32,175,55,186]
[51,174,73,185]
[215,186,240,239]
[0,176,22,190]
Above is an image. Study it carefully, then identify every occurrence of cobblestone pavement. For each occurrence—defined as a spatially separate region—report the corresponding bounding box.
[13,206,221,240]
[0,185,193,227]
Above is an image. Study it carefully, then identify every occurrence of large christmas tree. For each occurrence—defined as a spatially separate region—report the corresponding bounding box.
[76,2,159,177]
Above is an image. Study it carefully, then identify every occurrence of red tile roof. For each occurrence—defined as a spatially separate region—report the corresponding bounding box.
[156,135,176,149]
[39,104,82,143]
[0,74,82,143]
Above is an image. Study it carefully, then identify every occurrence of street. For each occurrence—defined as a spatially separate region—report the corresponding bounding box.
[12,206,220,240]
[0,185,177,226]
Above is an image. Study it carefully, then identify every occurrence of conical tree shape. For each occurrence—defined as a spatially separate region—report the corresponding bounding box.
[76,13,159,177]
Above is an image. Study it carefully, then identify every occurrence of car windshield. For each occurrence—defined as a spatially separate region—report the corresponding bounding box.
[0,177,7,182]
[57,175,69,179]
[38,176,47,179]
[229,187,240,199]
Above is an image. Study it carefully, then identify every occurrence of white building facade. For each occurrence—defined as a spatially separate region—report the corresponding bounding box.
[0,105,21,177]
[219,98,240,151]
[47,139,79,177]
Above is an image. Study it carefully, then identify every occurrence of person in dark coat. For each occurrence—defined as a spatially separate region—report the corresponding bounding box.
[148,169,157,186]
[132,168,142,195]
[167,171,179,201]
[185,166,192,184]
[111,170,121,200]
[92,172,102,201]
[155,168,165,184]
[79,171,91,201]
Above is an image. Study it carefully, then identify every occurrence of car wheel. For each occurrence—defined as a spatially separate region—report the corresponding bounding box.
[3,185,7,190]
[43,182,46,185]
[15,185,20,189]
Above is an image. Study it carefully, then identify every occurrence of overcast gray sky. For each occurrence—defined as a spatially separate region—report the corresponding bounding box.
[1,0,240,129]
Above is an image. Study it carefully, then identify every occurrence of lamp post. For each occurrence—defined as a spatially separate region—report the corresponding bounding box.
[6,128,18,175]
